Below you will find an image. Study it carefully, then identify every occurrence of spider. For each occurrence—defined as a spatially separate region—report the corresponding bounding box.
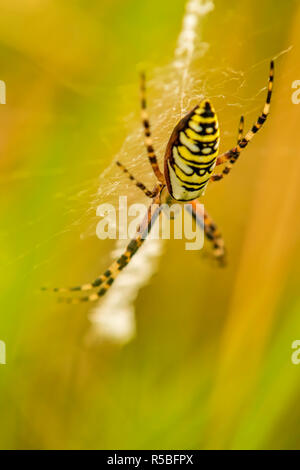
[43,61,274,303]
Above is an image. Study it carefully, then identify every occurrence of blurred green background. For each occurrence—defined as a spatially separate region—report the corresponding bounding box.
[0,0,300,450]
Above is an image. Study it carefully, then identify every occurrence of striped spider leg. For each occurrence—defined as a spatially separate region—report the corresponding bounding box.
[43,62,275,304]
[45,187,163,304]
[237,115,244,145]
[211,60,274,182]
[117,160,225,262]
[185,199,226,264]
[140,72,164,183]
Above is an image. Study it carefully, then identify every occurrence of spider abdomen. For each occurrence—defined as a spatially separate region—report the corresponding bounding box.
[164,100,220,201]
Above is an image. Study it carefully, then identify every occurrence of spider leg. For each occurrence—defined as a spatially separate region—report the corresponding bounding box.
[116,160,158,198]
[44,191,162,302]
[237,115,244,144]
[140,72,164,183]
[211,115,244,181]
[187,199,226,264]
[211,60,274,182]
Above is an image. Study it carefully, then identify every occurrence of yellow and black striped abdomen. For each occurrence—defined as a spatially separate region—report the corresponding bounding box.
[164,100,220,201]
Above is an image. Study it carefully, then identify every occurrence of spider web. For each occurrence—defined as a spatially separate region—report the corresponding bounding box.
[2,0,291,345]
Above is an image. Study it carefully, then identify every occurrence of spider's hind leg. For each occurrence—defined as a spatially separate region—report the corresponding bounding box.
[187,200,226,265]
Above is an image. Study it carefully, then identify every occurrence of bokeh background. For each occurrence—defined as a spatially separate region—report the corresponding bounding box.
[0,0,300,450]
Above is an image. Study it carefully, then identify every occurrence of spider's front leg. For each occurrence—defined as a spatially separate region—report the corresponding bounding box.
[43,187,163,303]
[211,60,274,183]
[140,72,165,183]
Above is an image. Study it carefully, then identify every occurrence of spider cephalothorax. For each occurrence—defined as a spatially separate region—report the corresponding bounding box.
[43,61,274,303]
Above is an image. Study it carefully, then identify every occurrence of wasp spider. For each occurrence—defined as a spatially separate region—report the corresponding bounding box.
[43,61,274,303]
